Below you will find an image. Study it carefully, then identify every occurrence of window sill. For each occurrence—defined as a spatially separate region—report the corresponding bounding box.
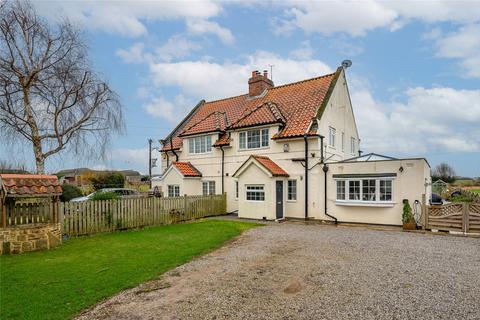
[335,201,396,207]
[286,200,297,203]
[238,146,270,152]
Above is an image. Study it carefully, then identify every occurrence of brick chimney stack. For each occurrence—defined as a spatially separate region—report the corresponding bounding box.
[248,69,274,97]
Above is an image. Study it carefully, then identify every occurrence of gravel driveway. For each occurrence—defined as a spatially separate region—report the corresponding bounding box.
[77,223,480,320]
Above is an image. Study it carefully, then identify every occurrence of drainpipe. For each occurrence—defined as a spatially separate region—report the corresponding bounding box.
[323,163,337,224]
[220,145,225,194]
[303,134,309,220]
[319,135,324,163]
[170,136,179,162]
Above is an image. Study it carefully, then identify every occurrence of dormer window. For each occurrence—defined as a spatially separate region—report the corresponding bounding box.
[189,135,212,154]
[239,128,269,150]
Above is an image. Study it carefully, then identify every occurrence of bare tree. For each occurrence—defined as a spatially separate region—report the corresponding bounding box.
[0,1,123,174]
[432,163,456,183]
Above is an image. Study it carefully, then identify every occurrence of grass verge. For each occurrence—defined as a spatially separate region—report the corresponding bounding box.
[0,220,258,320]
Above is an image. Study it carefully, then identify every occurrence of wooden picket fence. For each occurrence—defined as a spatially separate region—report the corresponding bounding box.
[425,202,480,234]
[60,194,227,236]
[5,200,55,226]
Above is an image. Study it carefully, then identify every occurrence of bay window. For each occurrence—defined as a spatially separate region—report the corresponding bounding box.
[239,129,269,150]
[336,178,394,204]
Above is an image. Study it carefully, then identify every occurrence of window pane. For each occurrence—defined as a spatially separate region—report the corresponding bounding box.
[288,180,297,200]
[202,182,208,196]
[239,132,246,149]
[348,180,360,200]
[261,129,269,147]
[189,139,194,153]
[206,136,212,152]
[362,179,376,201]
[247,130,260,148]
[380,180,392,201]
[341,132,345,152]
[209,181,215,195]
[329,127,336,147]
[351,137,355,153]
[336,180,345,200]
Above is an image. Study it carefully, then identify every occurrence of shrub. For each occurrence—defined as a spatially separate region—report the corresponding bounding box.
[89,172,125,190]
[90,192,119,201]
[60,184,83,202]
[402,199,415,224]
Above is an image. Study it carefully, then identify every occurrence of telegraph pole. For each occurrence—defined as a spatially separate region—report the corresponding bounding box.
[148,138,153,189]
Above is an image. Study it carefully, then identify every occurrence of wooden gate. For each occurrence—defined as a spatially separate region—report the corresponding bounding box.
[425,202,480,234]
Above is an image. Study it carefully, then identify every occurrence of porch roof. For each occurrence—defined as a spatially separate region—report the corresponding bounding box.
[0,174,62,198]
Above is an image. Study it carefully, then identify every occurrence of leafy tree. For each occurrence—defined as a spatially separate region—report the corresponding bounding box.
[432,163,456,183]
[0,1,124,174]
[60,184,82,202]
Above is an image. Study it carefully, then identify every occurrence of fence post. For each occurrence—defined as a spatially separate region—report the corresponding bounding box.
[463,203,469,234]
[183,194,187,215]
[422,194,427,230]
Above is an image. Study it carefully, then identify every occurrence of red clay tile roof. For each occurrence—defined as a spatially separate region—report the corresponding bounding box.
[252,156,289,177]
[162,69,339,151]
[229,102,286,130]
[179,111,228,137]
[172,162,202,177]
[0,174,62,197]
[213,133,231,147]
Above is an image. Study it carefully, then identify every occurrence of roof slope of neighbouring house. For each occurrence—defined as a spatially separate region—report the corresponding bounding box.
[162,68,341,151]
[0,174,62,197]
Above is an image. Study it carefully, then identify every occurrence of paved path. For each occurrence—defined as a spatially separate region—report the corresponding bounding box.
[77,223,480,320]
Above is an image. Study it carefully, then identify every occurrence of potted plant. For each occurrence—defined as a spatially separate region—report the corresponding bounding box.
[402,199,416,230]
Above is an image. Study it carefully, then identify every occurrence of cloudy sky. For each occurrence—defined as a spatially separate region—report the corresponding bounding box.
[2,0,479,177]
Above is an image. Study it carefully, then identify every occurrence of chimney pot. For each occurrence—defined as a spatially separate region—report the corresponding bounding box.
[248,69,274,97]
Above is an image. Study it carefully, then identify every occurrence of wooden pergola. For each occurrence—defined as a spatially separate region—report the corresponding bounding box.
[0,174,62,227]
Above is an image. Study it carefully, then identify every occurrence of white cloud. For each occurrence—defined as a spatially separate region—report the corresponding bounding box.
[186,19,234,44]
[35,1,222,37]
[116,36,201,64]
[144,95,194,123]
[350,78,480,155]
[274,1,480,37]
[275,0,398,37]
[290,41,314,60]
[434,24,480,78]
[156,35,202,62]
[148,51,332,100]
[116,43,152,64]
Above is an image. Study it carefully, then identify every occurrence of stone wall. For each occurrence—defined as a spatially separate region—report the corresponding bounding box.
[0,223,62,255]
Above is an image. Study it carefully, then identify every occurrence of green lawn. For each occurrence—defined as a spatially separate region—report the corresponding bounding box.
[0,220,258,320]
[471,189,480,194]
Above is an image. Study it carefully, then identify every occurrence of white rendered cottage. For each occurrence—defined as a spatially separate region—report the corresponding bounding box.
[154,65,431,226]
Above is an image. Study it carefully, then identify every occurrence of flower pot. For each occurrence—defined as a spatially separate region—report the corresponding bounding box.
[403,222,417,230]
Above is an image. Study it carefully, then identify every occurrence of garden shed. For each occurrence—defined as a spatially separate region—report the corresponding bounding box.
[0,174,63,254]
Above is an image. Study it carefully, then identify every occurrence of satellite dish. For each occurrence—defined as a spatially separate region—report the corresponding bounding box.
[341,60,352,69]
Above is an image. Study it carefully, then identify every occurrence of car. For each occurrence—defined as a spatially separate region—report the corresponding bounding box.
[70,188,141,202]
[430,193,444,205]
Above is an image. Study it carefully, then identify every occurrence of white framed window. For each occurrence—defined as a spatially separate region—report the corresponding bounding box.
[341,132,345,152]
[189,135,212,154]
[167,185,180,197]
[246,185,265,201]
[329,127,336,147]
[235,180,239,199]
[202,181,215,196]
[350,137,356,154]
[239,129,269,150]
[336,178,394,204]
[287,180,297,201]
